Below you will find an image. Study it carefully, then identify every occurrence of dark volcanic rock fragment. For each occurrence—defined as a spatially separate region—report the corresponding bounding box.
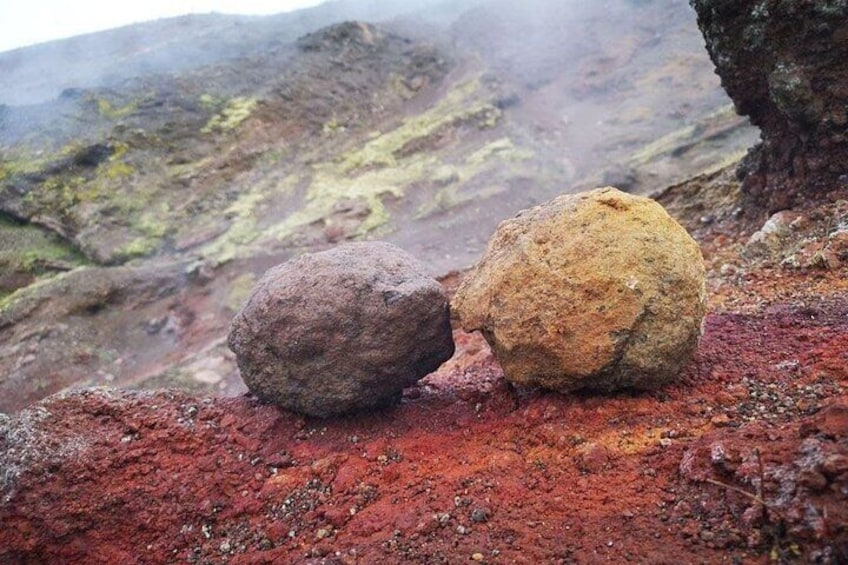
[690,0,848,212]
[228,242,454,417]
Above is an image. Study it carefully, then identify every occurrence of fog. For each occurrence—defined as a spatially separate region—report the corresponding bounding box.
[0,0,487,106]
[0,0,329,53]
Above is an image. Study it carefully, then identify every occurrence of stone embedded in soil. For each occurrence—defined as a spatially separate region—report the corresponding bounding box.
[741,205,848,269]
[744,210,806,260]
[800,401,848,440]
[228,241,454,417]
[452,187,706,392]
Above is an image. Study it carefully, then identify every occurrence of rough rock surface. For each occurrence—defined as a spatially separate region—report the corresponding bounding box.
[690,0,848,211]
[228,241,454,417]
[453,187,706,392]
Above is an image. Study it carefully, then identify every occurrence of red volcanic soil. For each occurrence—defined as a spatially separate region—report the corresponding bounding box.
[2,195,847,563]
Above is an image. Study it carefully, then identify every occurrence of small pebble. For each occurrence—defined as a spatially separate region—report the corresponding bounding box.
[470,507,490,523]
[710,413,731,427]
[472,553,485,562]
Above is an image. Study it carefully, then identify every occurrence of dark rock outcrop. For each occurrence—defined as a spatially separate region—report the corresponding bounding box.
[690,0,848,212]
[228,242,454,417]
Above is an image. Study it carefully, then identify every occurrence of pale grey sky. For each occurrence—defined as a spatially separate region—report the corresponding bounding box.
[0,0,327,53]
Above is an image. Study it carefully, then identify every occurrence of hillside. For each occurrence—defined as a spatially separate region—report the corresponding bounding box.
[3,0,847,562]
[0,0,757,411]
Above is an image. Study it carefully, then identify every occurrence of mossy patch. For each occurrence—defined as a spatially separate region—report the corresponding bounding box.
[110,204,172,262]
[21,174,87,216]
[466,138,533,166]
[625,104,755,184]
[98,141,134,180]
[4,139,136,227]
[113,237,159,262]
[4,136,179,264]
[200,174,300,263]
[322,116,346,136]
[199,94,223,111]
[0,216,88,274]
[0,155,50,179]
[101,160,134,180]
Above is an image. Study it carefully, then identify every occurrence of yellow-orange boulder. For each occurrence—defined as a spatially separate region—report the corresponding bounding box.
[452,187,706,392]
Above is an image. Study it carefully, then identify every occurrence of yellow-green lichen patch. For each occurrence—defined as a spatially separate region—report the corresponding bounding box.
[290,161,414,233]
[135,205,170,239]
[5,141,137,223]
[202,97,258,134]
[466,138,534,166]
[110,204,173,262]
[0,151,55,181]
[95,98,138,120]
[413,139,531,219]
[198,77,531,261]
[254,78,508,241]
[628,124,699,167]
[627,104,742,168]
[338,77,501,173]
[114,237,160,262]
[322,116,346,136]
[387,73,417,101]
[200,174,300,263]
[97,141,134,180]
[199,94,223,111]
[101,160,134,180]
[415,184,462,219]
[22,175,86,215]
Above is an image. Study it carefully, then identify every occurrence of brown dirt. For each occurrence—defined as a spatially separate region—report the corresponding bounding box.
[1,176,847,564]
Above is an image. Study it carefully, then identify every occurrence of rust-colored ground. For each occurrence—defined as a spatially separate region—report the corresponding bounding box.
[1,189,847,564]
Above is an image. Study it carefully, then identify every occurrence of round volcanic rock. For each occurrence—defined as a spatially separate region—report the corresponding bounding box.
[452,187,706,393]
[228,242,454,417]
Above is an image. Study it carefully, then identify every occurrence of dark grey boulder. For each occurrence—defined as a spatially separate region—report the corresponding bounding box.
[228,241,454,417]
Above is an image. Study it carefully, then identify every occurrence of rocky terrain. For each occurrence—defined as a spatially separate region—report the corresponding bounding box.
[0,0,757,413]
[1,0,846,563]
